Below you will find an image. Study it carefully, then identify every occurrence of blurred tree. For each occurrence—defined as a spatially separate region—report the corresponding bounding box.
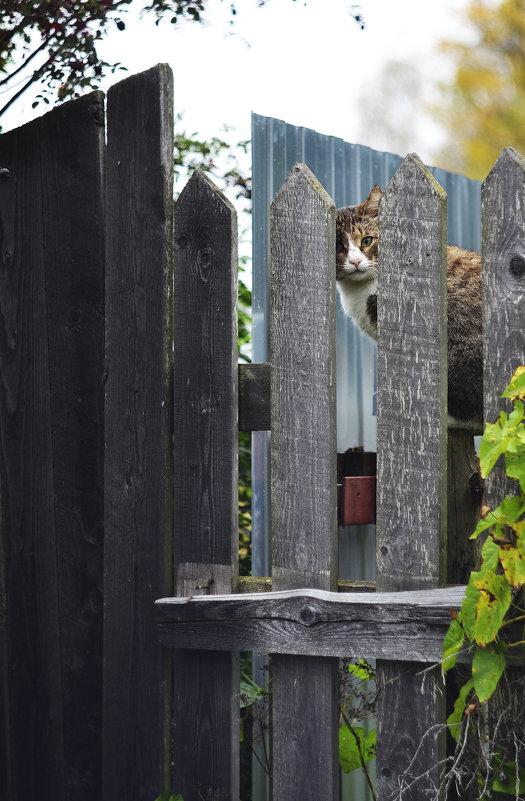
[434,0,525,179]
[0,0,364,122]
[355,59,426,157]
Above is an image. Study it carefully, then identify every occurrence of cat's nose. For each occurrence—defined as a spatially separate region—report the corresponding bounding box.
[348,253,363,267]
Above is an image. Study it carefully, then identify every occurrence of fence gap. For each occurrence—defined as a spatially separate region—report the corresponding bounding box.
[103,64,174,800]
[482,146,525,800]
[0,92,105,801]
[172,169,240,801]
[375,153,448,800]
[270,163,338,801]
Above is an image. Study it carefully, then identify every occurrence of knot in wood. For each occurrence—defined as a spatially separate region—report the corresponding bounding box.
[299,604,318,626]
[469,471,485,501]
[509,253,525,279]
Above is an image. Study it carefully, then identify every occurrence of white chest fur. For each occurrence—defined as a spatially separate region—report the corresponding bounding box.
[336,276,378,341]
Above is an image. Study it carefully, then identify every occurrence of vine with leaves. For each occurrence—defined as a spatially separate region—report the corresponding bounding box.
[443,365,525,797]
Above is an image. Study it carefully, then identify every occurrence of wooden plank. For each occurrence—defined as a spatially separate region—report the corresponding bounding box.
[270,163,338,801]
[482,147,525,800]
[172,169,239,801]
[0,93,105,801]
[238,361,271,430]
[376,154,447,801]
[103,65,174,801]
[156,587,466,661]
[270,163,338,591]
[376,153,448,591]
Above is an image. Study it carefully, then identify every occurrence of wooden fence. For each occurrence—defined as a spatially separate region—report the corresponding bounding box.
[0,62,524,801]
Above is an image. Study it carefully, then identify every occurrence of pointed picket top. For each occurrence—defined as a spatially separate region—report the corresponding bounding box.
[176,167,237,218]
[383,151,447,205]
[483,146,525,190]
[271,161,335,213]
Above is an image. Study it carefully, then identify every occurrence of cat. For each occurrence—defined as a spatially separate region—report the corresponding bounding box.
[336,185,483,433]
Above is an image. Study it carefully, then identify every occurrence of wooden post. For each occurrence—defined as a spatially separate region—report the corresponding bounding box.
[172,169,240,801]
[270,163,338,801]
[0,94,105,800]
[482,146,525,800]
[376,154,448,800]
[103,65,174,800]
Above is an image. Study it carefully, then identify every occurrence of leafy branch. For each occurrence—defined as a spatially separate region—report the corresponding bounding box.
[443,365,525,794]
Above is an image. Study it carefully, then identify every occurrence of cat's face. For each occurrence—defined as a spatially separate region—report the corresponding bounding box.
[336,186,382,285]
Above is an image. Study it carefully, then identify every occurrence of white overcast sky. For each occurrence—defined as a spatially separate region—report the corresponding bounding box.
[4,0,478,165]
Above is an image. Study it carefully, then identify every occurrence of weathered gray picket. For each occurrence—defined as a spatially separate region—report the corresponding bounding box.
[375,154,448,800]
[270,164,338,801]
[482,147,525,801]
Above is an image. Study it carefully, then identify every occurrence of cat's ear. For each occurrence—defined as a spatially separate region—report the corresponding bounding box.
[362,185,382,215]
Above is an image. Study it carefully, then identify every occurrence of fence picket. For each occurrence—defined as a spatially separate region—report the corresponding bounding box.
[103,64,174,800]
[0,93,105,801]
[172,169,240,801]
[270,163,339,801]
[375,154,448,800]
[482,147,525,800]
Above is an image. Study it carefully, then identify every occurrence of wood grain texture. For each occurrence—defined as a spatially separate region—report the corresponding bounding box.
[173,169,238,591]
[272,653,339,801]
[376,153,448,592]
[156,587,465,661]
[269,164,338,801]
[482,147,525,496]
[270,162,337,591]
[238,361,271,430]
[482,147,525,801]
[103,65,174,801]
[376,154,447,801]
[172,168,239,800]
[0,92,105,801]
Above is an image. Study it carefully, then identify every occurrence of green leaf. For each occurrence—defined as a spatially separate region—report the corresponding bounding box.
[491,756,525,794]
[473,569,512,645]
[339,725,376,773]
[447,678,475,742]
[505,447,525,493]
[347,659,374,681]
[481,535,500,571]
[472,646,506,702]
[459,574,482,640]
[442,618,465,673]
[479,415,508,478]
[499,538,525,589]
[471,495,525,539]
[239,671,266,708]
[501,365,525,400]
[154,794,183,801]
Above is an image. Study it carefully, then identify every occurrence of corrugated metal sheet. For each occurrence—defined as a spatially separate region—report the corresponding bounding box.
[250,114,481,799]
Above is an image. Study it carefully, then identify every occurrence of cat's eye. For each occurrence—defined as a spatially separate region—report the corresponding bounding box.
[361,236,373,248]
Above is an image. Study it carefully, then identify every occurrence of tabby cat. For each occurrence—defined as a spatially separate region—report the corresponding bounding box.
[336,185,483,432]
